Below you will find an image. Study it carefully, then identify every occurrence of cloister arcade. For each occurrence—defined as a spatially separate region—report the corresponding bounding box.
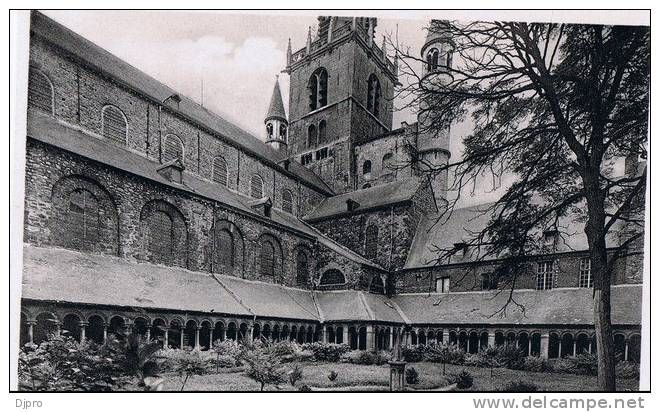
[19,304,641,362]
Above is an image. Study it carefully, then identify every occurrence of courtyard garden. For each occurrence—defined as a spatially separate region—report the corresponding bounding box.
[18,334,640,392]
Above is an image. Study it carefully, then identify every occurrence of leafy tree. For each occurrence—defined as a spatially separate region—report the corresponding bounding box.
[393,19,648,390]
[173,350,208,391]
[240,344,286,391]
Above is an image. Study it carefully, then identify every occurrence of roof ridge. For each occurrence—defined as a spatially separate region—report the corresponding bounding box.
[311,291,325,323]
[387,297,411,325]
[211,274,256,318]
[357,291,376,321]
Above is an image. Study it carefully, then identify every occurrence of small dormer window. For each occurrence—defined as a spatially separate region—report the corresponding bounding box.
[543,229,559,248]
[156,159,185,184]
[249,197,272,218]
[346,199,360,212]
[453,241,468,257]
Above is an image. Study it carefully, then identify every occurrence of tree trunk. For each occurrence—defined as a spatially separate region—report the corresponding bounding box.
[585,188,616,391]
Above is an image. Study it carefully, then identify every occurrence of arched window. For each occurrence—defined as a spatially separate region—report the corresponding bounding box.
[382,153,394,171]
[426,48,439,72]
[28,68,54,114]
[212,156,228,187]
[365,224,378,259]
[266,123,273,138]
[279,123,287,141]
[66,188,100,250]
[362,160,372,176]
[215,229,234,268]
[446,47,454,69]
[320,269,345,286]
[282,189,293,214]
[366,74,381,116]
[250,174,264,198]
[260,240,276,276]
[362,183,372,189]
[307,124,317,148]
[145,211,174,264]
[308,68,328,111]
[163,134,184,163]
[101,105,128,144]
[296,250,309,286]
[318,120,327,144]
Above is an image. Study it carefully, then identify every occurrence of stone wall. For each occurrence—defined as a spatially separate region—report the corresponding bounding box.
[23,139,376,288]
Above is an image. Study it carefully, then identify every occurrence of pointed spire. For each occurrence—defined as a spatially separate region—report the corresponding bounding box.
[265,76,287,124]
[286,38,292,65]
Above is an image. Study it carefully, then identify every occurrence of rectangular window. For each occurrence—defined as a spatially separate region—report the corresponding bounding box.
[536,261,554,290]
[579,258,593,288]
[436,277,450,293]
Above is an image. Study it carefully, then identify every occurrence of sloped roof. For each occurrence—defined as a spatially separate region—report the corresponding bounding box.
[314,291,373,322]
[392,285,642,326]
[21,245,251,316]
[304,178,422,221]
[30,11,332,195]
[404,202,623,269]
[265,79,286,122]
[214,275,320,321]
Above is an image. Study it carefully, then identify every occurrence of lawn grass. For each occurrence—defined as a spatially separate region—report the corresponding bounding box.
[161,361,639,392]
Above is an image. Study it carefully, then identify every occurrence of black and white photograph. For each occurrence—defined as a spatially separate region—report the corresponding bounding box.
[7,7,651,399]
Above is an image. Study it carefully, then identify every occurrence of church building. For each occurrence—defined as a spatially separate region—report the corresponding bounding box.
[19,12,643,361]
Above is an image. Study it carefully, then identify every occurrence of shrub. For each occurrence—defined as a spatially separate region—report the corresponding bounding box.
[520,356,547,372]
[211,354,237,370]
[463,353,484,367]
[288,364,303,387]
[616,361,640,379]
[402,345,425,362]
[174,350,210,391]
[270,341,314,363]
[405,367,419,385]
[570,353,598,375]
[496,343,525,369]
[328,370,338,381]
[298,384,312,392]
[547,358,578,374]
[302,342,351,362]
[451,370,474,389]
[423,343,465,374]
[341,350,391,365]
[502,380,539,392]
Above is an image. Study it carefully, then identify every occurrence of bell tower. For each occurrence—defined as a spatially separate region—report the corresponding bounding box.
[283,16,398,194]
[416,20,454,203]
[264,77,288,152]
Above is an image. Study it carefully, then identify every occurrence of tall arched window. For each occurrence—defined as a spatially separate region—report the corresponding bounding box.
[426,48,439,72]
[282,189,293,214]
[215,228,234,268]
[320,269,345,286]
[365,224,378,259]
[369,275,385,294]
[101,105,128,144]
[212,156,228,187]
[446,47,454,69]
[266,123,273,138]
[163,134,184,163]
[382,153,394,171]
[307,124,317,148]
[318,120,327,144]
[362,160,372,176]
[308,68,328,111]
[28,68,54,114]
[145,211,174,264]
[296,250,309,286]
[260,240,276,276]
[66,188,100,250]
[279,123,288,142]
[250,174,264,198]
[366,74,381,116]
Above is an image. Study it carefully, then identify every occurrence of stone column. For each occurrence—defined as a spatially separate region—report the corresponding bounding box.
[572,340,577,356]
[322,325,328,343]
[79,322,88,343]
[27,321,35,344]
[443,328,450,343]
[624,341,629,361]
[487,332,496,348]
[209,329,214,348]
[540,333,550,359]
[342,324,349,345]
[528,339,532,356]
[179,327,184,349]
[195,327,201,350]
[163,329,169,348]
[366,325,375,350]
[145,326,151,341]
[389,329,394,349]
[102,323,108,344]
[247,323,254,343]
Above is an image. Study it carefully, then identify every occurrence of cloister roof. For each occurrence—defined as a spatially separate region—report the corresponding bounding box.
[30,11,333,195]
[304,178,423,221]
[404,202,624,269]
[392,285,642,326]
[27,112,382,272]
[21,245,252,317]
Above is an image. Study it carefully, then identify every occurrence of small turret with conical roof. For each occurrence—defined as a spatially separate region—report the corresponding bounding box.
[264,77,288,152]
